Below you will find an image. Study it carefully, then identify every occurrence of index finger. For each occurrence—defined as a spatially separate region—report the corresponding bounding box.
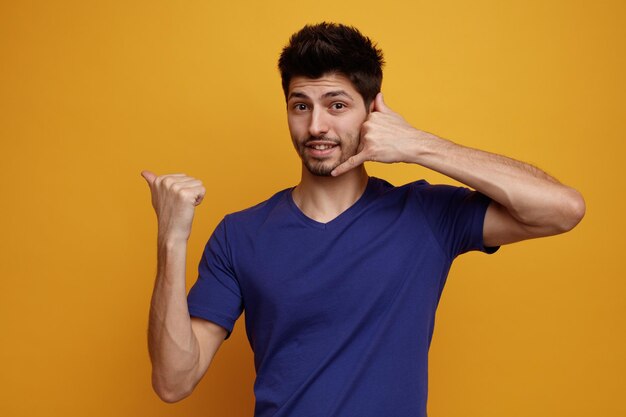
[331,152,368,177]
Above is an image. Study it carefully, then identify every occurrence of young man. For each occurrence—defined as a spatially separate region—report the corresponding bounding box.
[142,23,584,417]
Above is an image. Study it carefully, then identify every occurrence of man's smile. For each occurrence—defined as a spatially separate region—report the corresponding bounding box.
[304,139,340,158]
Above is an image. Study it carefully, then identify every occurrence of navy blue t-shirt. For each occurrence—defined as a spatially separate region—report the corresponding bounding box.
[187,177,497,417]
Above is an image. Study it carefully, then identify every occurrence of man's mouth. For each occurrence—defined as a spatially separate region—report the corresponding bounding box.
[305,139,340,150]
[304,140,339,158]
[309,144,336,150]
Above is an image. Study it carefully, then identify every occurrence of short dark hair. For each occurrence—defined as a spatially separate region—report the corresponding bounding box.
[278,22,385,106]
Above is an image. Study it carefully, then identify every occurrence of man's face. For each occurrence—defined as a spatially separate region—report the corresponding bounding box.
[287,73,370,176]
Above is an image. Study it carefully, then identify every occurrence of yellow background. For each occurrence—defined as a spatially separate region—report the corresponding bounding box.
[1,0,624,416]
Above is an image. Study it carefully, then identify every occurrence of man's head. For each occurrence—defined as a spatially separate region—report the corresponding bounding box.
[279,23,385,177]
[278,22,384,108]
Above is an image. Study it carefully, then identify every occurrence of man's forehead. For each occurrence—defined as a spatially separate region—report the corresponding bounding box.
[287,74,359,100]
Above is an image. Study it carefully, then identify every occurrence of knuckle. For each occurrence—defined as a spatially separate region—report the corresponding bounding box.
[162,177,174,188]
[180,188,196,197]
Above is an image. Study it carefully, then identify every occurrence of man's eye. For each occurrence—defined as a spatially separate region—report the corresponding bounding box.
[332,103,346,110]
[295,104,307,111]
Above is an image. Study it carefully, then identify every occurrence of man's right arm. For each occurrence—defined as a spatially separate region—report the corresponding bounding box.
[142,170,227,403]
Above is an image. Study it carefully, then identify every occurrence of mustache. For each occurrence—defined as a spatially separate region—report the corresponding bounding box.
[303,136,341,146]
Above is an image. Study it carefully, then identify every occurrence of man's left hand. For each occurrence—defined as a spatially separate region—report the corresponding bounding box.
[331,92,437,176]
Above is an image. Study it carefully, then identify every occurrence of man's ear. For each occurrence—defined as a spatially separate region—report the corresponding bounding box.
[368,99,376,113]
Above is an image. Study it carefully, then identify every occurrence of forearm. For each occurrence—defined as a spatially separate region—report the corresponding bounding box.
[405,133,585,231]
[148,237,200,401]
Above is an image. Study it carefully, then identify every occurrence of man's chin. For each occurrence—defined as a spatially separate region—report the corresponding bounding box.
[303,160,338,177]
[306,165,335,177]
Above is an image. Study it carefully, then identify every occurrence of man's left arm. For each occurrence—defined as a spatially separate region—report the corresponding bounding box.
[331,93,586,247]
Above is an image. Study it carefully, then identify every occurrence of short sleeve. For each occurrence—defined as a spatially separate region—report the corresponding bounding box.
[413,182,500,260]
[187,218,243,340]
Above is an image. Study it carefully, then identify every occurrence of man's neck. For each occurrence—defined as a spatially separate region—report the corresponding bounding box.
[291,165,369,224]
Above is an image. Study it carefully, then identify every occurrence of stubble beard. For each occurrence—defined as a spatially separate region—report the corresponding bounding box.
[304,156,339,177]
[298,134,359,177]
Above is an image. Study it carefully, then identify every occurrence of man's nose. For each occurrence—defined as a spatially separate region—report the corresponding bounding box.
[308,108,329,138]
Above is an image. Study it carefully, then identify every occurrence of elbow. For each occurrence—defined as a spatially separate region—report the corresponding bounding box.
[516,186,586,236]
[154,388,190,404]
[152,373,193,403]
[556,187,586,233]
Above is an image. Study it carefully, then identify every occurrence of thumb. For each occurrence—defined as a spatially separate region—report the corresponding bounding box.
[141,170,157,187]
[373,92,391,113]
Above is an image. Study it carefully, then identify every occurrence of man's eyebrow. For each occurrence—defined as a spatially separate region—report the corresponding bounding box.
[322,90,354,100]
[288,92,310,100]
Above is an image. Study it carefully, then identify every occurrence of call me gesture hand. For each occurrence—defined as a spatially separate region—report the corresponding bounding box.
[331,92,439,177]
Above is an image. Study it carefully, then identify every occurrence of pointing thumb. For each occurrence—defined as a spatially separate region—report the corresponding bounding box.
[141,170,157,187]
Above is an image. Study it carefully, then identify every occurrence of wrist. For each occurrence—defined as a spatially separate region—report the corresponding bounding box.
[403,130,449,165]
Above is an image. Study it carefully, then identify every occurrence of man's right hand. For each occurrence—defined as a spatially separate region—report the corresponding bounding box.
[141,170,206,243]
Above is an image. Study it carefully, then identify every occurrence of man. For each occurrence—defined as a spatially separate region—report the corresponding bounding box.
[142,23,584,417]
